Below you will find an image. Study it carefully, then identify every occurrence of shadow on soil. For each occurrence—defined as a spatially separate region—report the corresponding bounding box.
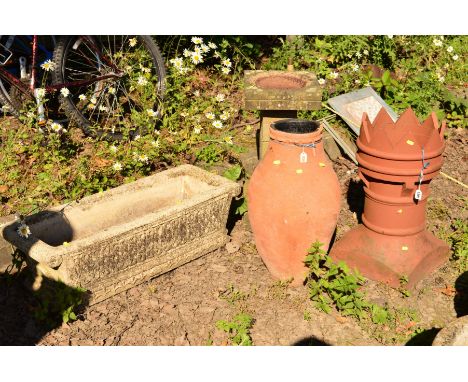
[346,178,365,223]
[406,271,468,346]
[0,212,89,345]
[454,271,468,318]
[292,336,330,346]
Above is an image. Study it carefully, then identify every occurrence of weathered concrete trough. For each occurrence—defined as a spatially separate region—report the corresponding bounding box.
[2,165,241,304]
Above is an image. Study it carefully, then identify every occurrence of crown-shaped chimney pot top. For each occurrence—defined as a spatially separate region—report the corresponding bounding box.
[358,107,445,159]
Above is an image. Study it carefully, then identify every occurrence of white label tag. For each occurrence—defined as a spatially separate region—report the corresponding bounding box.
[300,151,308,163]
[414,189,423,201]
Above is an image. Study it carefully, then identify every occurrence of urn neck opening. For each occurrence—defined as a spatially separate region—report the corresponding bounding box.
[272,118,320,134]
[270,118,322,145]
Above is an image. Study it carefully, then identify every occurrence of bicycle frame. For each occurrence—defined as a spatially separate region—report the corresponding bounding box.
[0,35,123,100]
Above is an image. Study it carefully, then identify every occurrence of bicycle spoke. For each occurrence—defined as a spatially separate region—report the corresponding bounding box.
[56,35,165,138]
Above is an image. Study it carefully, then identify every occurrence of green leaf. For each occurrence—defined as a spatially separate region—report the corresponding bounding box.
[381,70,391,86]
[223,165,243,181]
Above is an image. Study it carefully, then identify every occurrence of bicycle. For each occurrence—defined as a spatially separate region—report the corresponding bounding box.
[0,35,166,140]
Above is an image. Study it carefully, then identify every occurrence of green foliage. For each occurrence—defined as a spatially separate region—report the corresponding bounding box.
[305,241,369,319]
[222,164,243,181]
[398,275,411,298]
[305,241,391,324]
[449,219,468,271]
[222,164,248,216]
[264,35,467,126]
[33,281,87,328]
[216,313,255,346]
[218,284,248,305]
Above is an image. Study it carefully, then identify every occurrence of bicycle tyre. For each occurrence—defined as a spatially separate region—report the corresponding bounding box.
[52,35,166,140]
[0,80,19,116]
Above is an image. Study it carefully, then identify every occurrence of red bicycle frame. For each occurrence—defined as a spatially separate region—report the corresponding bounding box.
[0,35,123,100]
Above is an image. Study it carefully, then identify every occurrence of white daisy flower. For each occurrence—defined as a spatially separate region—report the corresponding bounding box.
[201,44,210,53]
[113,162,123,171]
[170,57,184,69]
[221,58,232,68]
[446,46,454,53]
[183,49,191,57]
[129,38,138,47]
[215,93,225,102]
[363,49,369,56]
[110,145,118,153]
[208,42,217,49]
[220,111,230,121]
[137,76,148,86]
[138,154,149,163]
[433,38,443,47]
[212,120,223,129]
[191,36,203,44]
[191,51,203,65]
[355,79,361,84]
[355,51,362,58]
[60,87,70,97]
[351,63,359,72]
[221,67,231,75]
[317,78,326,85]
[99,105,108,112]
[193,90,200,97]
[90,96,97,104]
[139,65,151,73]
[151,140,160,147]
[50,122,63,133]
[35,88,46,99]
[133,134,141,141]
[205,112,215,120]
[224,136,233,145]
[78,94,87,101]
[387,35,394,39]
[147,109,158,118]
[40,60,55,71]
[17,223,31,239]
[329,71,339,79]
[194,127,202,134]
[452,54,459,61]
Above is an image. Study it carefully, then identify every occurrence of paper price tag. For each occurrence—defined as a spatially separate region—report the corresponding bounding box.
[414,189,423,201]
[299,151,308,163]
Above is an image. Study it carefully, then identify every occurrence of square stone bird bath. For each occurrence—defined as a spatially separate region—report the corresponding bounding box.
[2,165,241,305]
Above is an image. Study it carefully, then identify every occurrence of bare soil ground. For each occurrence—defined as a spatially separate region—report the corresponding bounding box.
[0,125,466,346]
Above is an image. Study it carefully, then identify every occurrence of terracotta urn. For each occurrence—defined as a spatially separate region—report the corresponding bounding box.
[330,108,449,288]
[248,119,341,285]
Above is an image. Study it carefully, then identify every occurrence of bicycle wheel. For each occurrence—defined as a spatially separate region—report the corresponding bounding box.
[52,35,166,140]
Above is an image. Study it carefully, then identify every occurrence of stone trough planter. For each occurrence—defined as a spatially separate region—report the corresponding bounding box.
[2,165,241,304]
